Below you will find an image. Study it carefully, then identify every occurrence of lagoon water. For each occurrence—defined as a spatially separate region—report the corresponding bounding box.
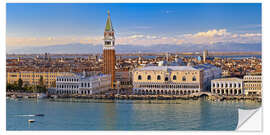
[6,98,261,130]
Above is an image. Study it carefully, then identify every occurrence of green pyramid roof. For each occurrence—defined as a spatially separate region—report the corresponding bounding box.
[105,11,113,31]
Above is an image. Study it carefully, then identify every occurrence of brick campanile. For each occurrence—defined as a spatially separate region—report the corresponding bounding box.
[103,10,116,88]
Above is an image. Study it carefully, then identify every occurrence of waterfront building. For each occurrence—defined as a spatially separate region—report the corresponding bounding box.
[211,78,244,95]
[7,72,75,88]
[243,75,262,95]
[50,73,111,95]
[132,64,221,95]
[103,11,116,88]
[115,70,133,90]
[194,64,222,90]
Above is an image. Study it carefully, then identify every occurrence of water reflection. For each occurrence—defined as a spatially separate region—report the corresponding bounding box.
[7,98,261,130]
[101,103,116,130]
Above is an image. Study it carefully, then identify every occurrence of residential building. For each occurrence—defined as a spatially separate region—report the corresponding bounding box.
[7,72,74,88]
[243,75,262,95]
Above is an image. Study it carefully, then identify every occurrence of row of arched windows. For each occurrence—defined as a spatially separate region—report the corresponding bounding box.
[138,75,196,81]
[212,83,241,88]
[138,84,199,89]
[57,78,79,82]
[57,84,79,89]
[81,82,91,88]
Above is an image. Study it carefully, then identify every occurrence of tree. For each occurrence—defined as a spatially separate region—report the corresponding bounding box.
[18,78,23,90]
[36,76,47,93]
[39,76,44,86]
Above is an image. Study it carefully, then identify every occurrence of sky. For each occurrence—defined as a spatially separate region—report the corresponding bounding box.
[6,3,262,48]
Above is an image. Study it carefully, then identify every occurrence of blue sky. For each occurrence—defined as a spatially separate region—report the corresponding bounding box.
[6,3,261,47]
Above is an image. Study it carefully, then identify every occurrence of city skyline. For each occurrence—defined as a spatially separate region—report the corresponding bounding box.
[7,3,261,53]
[5,3,262,131]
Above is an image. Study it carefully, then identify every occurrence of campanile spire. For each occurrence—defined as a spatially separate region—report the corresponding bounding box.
[105,10,113,32]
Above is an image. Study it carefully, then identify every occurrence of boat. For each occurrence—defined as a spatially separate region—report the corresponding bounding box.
[28,119,35,123]
[37,93,47,99]
[35,114,45,117]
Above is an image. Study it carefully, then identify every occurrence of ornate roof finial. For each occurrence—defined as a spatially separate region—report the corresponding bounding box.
[107,10,110,16]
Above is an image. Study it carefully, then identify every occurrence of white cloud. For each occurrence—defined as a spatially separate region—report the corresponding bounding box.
[194,29,229,37]
[6,36,103,47]
[128,34,144,39]
[6,29,261,47]
[239,33,262,37]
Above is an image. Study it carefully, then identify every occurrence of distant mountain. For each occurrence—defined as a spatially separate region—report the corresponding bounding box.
[7,43,262,54]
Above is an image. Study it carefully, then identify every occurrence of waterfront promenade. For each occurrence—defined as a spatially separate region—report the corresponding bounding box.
[6,91,262,102]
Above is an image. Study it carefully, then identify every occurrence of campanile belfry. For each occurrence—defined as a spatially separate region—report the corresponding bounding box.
[103,10,116,88]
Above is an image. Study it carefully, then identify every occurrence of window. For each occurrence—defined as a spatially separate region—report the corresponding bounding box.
[147,75,151,80]
[105,41,111,45]
[157,75,161,80]
[138,75,142,80]
[182,76,186,81]
[165,77,169,81]
[173,75,177,80]
[192,76,196,81]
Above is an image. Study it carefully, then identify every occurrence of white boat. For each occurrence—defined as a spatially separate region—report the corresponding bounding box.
[28,119,35,123]
[37,93,47,99]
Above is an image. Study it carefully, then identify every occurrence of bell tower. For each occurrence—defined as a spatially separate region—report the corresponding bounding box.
[103,10,116,88]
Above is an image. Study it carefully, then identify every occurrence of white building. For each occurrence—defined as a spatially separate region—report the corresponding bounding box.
[132,64,221,95]
[50,73,111,95]
[211,78,244,95]
[243,75,262,95]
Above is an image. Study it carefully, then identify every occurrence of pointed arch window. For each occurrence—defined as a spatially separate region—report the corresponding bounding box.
[173,75,177,80]
[182,76,186,81]
[157,75,161,80]
[147,75,151,80]
[192,76,196,81]
[138,75,142,80]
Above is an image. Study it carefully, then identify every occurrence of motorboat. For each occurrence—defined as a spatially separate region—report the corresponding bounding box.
[28,119,35,123]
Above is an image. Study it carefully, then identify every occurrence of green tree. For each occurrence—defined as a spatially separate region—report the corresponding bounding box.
[18,78,23,89]
[36,76,47,93]
[39,76,44,86]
